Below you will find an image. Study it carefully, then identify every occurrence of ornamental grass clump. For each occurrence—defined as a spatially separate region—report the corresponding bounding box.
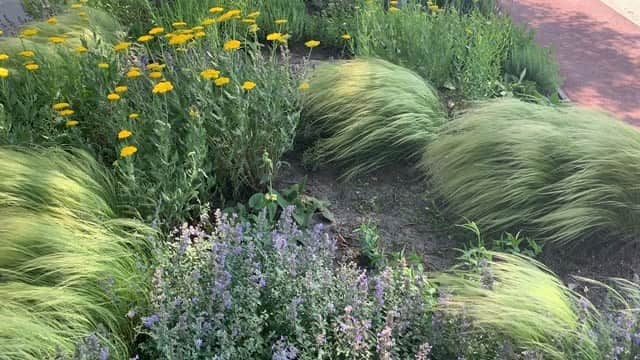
[424,99,640,245]
[301,58,446,178]
[438,252,601,359]
[0,148,151,359]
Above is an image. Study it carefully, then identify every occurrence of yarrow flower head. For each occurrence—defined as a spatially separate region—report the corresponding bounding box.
[65,120,79,127]
[149,71,163,79]
[275,19,287,24]
[20,28,38,37]
[52,102,70,111]
[341,34,352,40]
[127,69,142,78]
[114,42,131,51]
[298,82,310,90]
[172,21,187,27]
[129,113,140,119]
[75,46,88,53]
[115,85,128,93]
[208,6,224,13]
[58,109,74,116]
[153,81,174,94]
[223,39,241,51]
[18,50,35,58]
[148,26,164,35]
[120,145,138,158]
[0,67,8,78]
[107,93,120,101]
[137,35,153,42]
[48,36,66,44]
[242,81,256,90]
[200,69,220,80]
[25,63,39,71]
[118,129,132,139]
[304,40,320,48]
[0,54,8,61]
[98,62,109,69]
[214,77,230,87]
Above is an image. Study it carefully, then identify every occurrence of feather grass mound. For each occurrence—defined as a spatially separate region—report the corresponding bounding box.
[0,148,151,359]
[424,99,640,245]
[302,58,447,179]
[438,252,600,359]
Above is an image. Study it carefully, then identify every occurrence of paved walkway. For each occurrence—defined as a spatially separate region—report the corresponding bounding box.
[502,0,640,125]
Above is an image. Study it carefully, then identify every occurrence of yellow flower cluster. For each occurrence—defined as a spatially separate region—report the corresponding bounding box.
[52,102,79,126]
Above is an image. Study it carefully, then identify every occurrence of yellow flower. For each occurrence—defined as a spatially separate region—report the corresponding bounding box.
[390,0,398,4]
[208,6,224,13]
[77,11,87,17]
[0,67,9,78]
[128,113,140,119]
[299,82,310,90]
[153,81,174,94]
[305,40,320,48]
[126,69,143,78]
[275,19,287,24]
[148,27,164,35]
[25,63,39,71]
[194,31,206,39]
[200,69,220,80]
[266,32,283,41]
[242,81,256,90]
[247,11,260,18]
[18,50,35,58]
[120,145,138,158]
[223,39,241,51]
[265,193,277,202]
[48,36,66,44]
[20,28,38,37]
[114,42,131,51]
[341,34,352,40]
[115,85,128,93]
[0,54,9,61]
[47,17,58,24]
[58,109,74,116]
[214,77,230,87]
[98,63,109,69]
[277,34,291,43]
[52,102,70,110]
[248,24,259,33]
[168,33,193,45]
[138,35,154,42]
[172,21,187,27]
[202,18,216,26]
[146,63,166,71]
[118,129,132,139]
[192,26,204,31]
[0,30,3,36]
[241,18,255,24]
[149,71,163,79]
[389,6,399,13]
[65,120,79,127]
[107,93,120,101]
[217,9,241,23]
[71,3,82,9]
[75,46,88,53]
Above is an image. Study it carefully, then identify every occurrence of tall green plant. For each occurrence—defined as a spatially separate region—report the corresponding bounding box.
[301,58,446,178]
[424,99,640,245]
[0,148,151,359]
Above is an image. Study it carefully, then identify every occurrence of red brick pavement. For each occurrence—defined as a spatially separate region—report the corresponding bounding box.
[503,0,640,125]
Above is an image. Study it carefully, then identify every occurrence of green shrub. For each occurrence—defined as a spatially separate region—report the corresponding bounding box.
[505,27,563,96]
[0,148,151,359]
[424,99,640,245]
[438,252,601,359]
[301,58,446,178]
[353,1,514,100]
[436,0,497,14]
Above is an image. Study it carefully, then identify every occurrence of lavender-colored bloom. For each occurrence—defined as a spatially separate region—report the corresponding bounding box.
[415,342,433,360]
[272,336,299,360]
[273,232,288,254]
[376,326,394,359]
[142,314,159,328]
[100,347,109,360]
[195,338,203,348]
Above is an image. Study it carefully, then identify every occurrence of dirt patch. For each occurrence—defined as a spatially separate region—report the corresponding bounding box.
[275,156,460,271]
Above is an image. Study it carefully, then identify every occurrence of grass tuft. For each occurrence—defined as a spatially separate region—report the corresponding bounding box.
[424,99,640,245]
[438,252,600,359]
[301,58,446,179]
[0,148,151,359]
